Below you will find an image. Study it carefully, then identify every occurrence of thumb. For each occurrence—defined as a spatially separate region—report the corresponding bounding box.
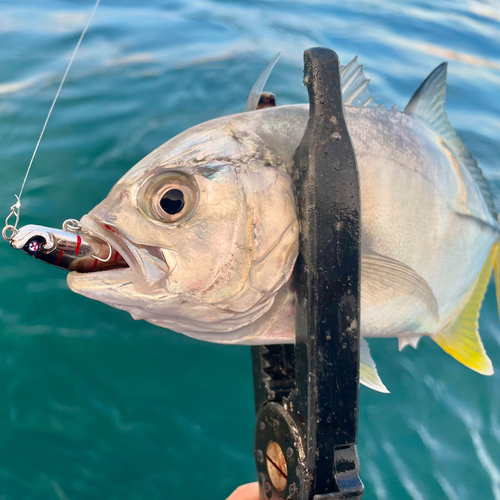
[225,482,259,500]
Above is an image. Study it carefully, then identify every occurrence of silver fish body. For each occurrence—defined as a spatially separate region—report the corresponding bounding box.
[64,59,500,390]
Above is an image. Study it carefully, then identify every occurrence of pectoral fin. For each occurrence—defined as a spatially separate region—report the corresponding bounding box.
[360,338,389,393]
[432,244,498,376]
[362,251,439,321]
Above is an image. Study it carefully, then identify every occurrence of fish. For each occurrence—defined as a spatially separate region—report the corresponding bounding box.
[13,57,500,392]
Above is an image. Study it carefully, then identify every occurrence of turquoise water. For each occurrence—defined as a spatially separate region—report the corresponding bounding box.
[1,0,500,498]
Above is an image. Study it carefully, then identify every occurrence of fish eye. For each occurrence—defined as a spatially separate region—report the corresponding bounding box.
[160,189,185,215]
[142,172,198,223]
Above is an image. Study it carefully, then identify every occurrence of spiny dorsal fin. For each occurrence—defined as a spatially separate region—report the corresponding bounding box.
[360,338,389,393]
[244,53,281,112]
[340,57,383,108]
[432,243,498,375]
[405,63,496,217]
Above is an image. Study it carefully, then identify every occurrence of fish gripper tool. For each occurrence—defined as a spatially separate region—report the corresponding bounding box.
[251,47,364,500]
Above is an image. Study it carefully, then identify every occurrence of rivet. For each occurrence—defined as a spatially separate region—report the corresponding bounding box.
[264,481,272,499]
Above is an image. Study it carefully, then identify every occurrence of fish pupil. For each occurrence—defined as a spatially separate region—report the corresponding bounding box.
[160,189,185,215]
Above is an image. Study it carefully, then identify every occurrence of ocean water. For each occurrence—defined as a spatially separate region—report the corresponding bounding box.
[1,0,500,498]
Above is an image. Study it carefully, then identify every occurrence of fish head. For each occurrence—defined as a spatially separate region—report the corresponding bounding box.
[68,115,299,343]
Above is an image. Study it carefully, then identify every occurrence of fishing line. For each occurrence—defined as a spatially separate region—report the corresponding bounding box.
[2,0,101,242]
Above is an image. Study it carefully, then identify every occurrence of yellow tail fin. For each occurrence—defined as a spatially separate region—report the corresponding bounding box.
[433,243,498,376]
[495,246,500,323]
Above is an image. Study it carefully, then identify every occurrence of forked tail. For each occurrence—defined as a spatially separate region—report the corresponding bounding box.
[432,243,499,376]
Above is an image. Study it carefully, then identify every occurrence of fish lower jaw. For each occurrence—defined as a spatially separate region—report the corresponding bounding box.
[67,267,135,297]
[67,268,297,344]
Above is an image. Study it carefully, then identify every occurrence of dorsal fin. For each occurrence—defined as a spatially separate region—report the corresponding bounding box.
[244,53,280,112]
[405,63,496,217]
[340,57,384,108]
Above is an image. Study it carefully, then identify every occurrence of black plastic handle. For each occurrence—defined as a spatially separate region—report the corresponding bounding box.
[251,47,363,500]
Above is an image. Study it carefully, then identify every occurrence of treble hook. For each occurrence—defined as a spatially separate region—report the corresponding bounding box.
[92,240,113,262]
[63,218,112,262]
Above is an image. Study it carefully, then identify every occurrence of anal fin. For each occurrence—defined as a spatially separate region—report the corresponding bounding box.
[433,243,498,376]
[360,338,389,393]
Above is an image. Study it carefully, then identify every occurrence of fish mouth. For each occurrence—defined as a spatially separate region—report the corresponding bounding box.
[67,215,140,303]
[69,214,170,297]
[67,214,170,312]
[73,217,133,275]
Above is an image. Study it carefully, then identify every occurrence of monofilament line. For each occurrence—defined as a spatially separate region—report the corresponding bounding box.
[18,0,101,201]
[3,0,101,241]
